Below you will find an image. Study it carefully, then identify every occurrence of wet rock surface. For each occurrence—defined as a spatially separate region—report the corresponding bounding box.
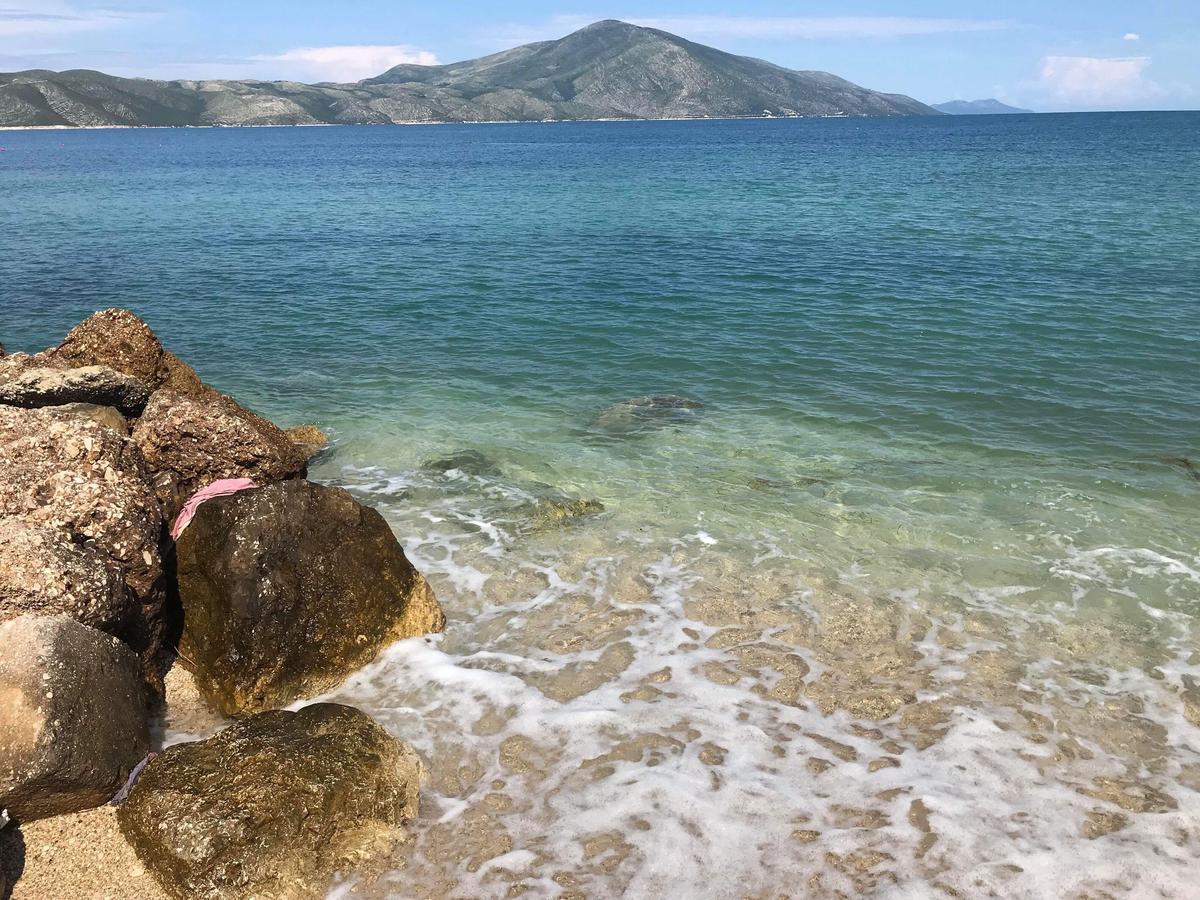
[175,479,445,716]
[132,388,308,520]
[422,448,501,476]
[283,424,331,462]
[0,616,149,823]
[0,366,150,418]
[591,394,704,435]
[117,703,421,900]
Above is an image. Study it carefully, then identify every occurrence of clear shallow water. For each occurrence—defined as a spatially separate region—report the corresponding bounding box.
[3,114,1200,897]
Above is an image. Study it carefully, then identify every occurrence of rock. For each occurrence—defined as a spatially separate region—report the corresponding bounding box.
[591,394,704,435]
[283,424,331,462]
[0,407,166,688]
[131,388,307,520]
[118,703,421,900]
[47,309,166,387]
[0,519,131,635]
[39,401,129,434]
[421,449,500,477]
[527,496,605,531]
[156,350,204,394]
[0,365,150,417]
[0,616,149,823]
[175,480,444,716]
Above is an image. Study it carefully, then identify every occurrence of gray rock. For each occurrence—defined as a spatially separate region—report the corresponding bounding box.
[0,519,131,635]
[0,616,149,823]
[118,703,421,900]
[38,402,128,434]
[176,480,444,716]
[0,365,150,417]
[0,407,166,691]
[131,388,308,521]
[421,449,501,477]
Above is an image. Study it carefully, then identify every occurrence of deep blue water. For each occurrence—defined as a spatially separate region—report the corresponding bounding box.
[5,113,1200,898]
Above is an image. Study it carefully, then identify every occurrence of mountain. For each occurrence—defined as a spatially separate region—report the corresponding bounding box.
[933,99,1033,115]
[0,20,938,128]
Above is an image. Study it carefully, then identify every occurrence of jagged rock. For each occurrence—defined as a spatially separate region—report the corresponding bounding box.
[44,308,204,393]
[421,449,501,476]
[132,388,308,521]
[0,365,150,417]
[39,401,129,433]
[0,616,149,823]
[175,480,444,716]
[284,424,331,462]
[0,519,131,633]
[591,394,704,435]
[0,406,166,689]
[118,703,421,900]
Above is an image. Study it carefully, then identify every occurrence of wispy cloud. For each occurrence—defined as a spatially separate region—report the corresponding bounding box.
[1123,33,1141,41]
[627,16,1013,41]
[0,2,153,38]
[255,45,439,83]
[1035,55,1163,108]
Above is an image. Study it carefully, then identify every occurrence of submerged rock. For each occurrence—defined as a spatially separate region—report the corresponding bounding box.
[591,394,704,435]
[527,496,606,531]
[0,365,150,417]
[0,406,166,687]
[0,616,149,823]
[421,449,501,477]
[175,479,445,716]
[118,703,421,900]
[132,388,308,520]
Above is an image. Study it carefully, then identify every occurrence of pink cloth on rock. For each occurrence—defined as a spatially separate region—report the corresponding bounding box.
[171,478,258,540]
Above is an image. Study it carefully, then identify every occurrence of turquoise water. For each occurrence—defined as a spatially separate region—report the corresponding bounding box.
[3,115,1200,897]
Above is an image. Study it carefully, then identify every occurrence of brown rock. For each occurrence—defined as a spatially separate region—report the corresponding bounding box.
[132,389,307,520]
[283,424,330,461]
[176,480,444,716]
[44,309,205,395]
[0,519,130,634]
[48,309,165,386]
[0,407,166,688]
[0,365,150,417]
[0,616,150,823]
[118,703,421,900]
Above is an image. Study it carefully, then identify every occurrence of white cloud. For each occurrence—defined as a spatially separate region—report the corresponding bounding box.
[1123,33,1141,41]
[0,2,150,38]
[627,16,1012,41]
[1035,55,1163,108]
[254,45,439,83]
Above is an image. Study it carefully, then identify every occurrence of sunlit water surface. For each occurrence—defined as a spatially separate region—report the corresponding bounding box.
[2,114,1199,898]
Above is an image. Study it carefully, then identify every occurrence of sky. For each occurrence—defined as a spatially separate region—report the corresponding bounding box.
[1,1,1196,111]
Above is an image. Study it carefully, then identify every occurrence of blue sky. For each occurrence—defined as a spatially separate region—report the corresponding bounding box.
[2,1,1196,110]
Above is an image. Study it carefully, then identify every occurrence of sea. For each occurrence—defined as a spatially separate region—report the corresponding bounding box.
[2,112,1198,898]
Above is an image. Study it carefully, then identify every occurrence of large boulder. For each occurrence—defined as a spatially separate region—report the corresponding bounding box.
[175,480,445,716]
[118,703,421,900]
[0,364,150,417]
[0,519,130,634]
[132,388,308,521]
[0,407,166,687]
[0,616,150,823]
[44,308,202,392]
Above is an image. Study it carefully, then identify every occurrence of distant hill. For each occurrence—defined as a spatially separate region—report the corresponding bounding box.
[934,99,1033,115]
[0,20,939,128]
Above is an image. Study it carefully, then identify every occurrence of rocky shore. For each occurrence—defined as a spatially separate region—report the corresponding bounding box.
[0,311,445,899]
